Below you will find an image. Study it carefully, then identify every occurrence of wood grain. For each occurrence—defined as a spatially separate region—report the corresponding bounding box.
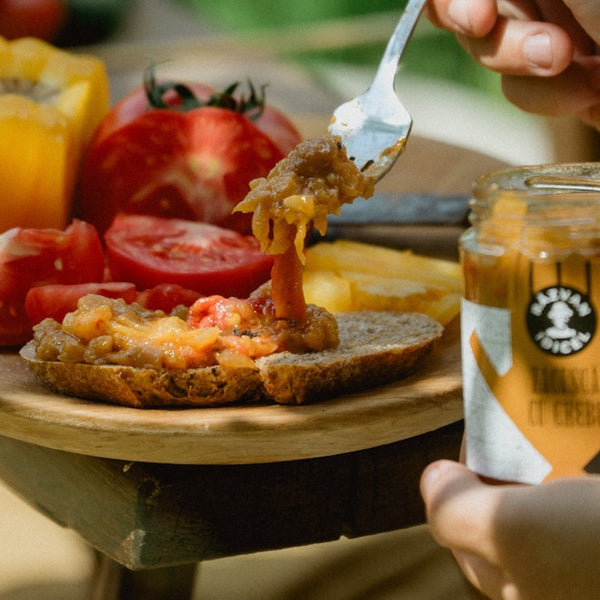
[0,420,463,570]
[0,319,461,465]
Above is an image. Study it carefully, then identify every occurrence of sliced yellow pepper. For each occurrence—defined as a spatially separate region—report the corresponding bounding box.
[0,36,109,232]
[0,95,73,229]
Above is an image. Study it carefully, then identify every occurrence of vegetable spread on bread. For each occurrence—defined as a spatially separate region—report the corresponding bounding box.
[31,135,371,359]
[0,41,448,407]
[22,135,444,407]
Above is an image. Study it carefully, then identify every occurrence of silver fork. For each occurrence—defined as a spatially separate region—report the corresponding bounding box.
[328,0,427,181]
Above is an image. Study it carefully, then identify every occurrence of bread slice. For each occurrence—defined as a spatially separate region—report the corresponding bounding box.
[257,311,443,404]
[19,342,263,408]
[20,311,443,408]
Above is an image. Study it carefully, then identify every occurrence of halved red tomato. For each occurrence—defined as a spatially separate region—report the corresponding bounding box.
[90,81,215,147]
[0,220,104,346]
[90,79,300,156]
[25,281,138,326]
[78,77,302,236]
[79,107,285,235]
[104,215,273,299]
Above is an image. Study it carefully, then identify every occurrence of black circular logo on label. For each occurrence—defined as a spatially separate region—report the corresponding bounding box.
[527,285,596,356]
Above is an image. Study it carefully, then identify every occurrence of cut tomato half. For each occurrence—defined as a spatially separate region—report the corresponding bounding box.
[104,215,273,299]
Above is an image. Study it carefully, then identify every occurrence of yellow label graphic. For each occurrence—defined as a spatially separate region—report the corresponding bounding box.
[465,253,600,482]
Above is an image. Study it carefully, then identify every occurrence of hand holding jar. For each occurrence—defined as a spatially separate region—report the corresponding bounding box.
[420,163,600,599]
[420,459,600,600]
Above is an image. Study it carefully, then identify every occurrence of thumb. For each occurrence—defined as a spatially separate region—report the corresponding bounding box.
[420,460,501,561]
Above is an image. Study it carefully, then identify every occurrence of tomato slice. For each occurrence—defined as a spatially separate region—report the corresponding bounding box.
[104,215,274,299]
[0,219,105,346]
[25,282,138,326]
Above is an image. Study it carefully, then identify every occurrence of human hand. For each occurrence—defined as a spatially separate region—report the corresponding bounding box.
[420,459,600,600]
[424,0,600,130]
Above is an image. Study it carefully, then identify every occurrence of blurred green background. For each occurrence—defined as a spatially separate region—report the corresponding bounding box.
[4,0,499,101]
[186,0,407,29]
[2,0,499,98]
[179,0,501,97]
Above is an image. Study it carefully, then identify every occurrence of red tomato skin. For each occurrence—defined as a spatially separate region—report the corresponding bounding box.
[0,0,67,41]
[135,283,202,313]
[253,104,303,156]
[78,107,285,235]
[25,282,138,326]
[91,82,216,146]
[90,81,301,156]
[0,220,105,346]
[25,282,204,327]
[104,215,274,299]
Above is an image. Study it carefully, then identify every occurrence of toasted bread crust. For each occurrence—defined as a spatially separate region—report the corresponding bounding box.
[20,311,443,407]
[258,311,443,404]
[20,342,263,408]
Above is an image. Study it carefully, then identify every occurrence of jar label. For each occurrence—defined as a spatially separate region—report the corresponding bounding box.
[462,254,600,483]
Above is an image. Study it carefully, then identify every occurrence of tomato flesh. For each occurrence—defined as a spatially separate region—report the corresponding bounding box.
[104,215,274,299]
[25,282,138,326]
[79,107,287,235]
[25,281,205,327]
[0,220,105,346]
[135,283,202,313]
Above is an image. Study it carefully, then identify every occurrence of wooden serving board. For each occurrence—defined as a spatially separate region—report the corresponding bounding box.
[0,319,461,465]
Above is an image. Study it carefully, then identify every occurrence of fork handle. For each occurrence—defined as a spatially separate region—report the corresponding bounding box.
[371,0,428,92]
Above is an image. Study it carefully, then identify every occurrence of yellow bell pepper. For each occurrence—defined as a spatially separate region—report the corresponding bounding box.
[0,36,109,232]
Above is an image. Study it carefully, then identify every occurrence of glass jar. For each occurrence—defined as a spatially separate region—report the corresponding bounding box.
[459,163,600,483]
